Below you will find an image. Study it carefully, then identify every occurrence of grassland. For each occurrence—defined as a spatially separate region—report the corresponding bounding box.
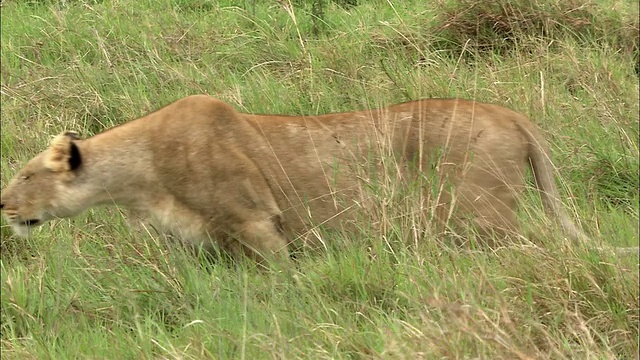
[1,0,638,358]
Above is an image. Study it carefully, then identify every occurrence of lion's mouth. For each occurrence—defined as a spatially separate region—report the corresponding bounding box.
[21,219,40,226]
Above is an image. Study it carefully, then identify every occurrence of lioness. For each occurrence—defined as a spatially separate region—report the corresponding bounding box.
[0,95,586,263]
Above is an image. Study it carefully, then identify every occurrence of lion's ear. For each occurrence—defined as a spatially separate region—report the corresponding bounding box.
[44,132,83,172]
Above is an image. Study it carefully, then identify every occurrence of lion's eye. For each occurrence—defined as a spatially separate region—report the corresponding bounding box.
[21,174,31,181]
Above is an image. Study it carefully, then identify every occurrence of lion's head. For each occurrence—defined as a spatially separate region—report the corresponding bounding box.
[1,132,84,237]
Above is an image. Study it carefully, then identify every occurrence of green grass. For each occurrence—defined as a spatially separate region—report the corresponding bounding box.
[1,0,638,358]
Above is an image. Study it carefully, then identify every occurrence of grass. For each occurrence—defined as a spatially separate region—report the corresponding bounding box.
[1,0,638,358]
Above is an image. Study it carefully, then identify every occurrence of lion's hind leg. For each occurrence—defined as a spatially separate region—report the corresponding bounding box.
[454,161,525,247]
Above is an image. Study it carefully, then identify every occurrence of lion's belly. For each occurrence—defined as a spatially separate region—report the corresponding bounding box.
[266,150,365,246]
[140,196,216,249]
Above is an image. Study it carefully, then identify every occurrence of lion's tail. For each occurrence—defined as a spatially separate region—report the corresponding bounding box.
[522,122,588,242]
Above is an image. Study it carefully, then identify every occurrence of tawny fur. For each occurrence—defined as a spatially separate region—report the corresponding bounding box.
[0,95,587,263]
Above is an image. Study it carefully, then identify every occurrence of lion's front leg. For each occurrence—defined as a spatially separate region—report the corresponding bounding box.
[229,216,290,266]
